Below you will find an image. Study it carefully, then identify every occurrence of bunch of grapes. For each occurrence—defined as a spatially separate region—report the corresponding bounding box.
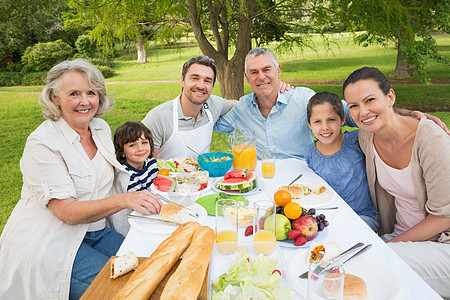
[301,208,329,231]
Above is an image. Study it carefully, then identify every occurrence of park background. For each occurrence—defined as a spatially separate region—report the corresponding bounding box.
[0,1,449,233]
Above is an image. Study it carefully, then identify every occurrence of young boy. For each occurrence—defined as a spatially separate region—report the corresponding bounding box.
[114,122,159,191]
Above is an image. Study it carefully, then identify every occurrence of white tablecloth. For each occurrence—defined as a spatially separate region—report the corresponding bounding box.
[117,159,441,300]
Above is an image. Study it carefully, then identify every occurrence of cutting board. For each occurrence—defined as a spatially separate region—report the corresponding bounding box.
[81,257,208,299]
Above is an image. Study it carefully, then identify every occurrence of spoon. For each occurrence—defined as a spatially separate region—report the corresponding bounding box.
[186,145,209,161]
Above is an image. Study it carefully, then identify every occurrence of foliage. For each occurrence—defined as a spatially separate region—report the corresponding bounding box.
[96,65,115,78]
[75,35,97,58]
[0,72,47,87]
[314,0,450,83]
[21,40,75,72]
[0,0,70,67]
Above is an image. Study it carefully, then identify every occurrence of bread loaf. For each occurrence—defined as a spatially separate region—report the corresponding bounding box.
[113,221,201,300]
[160,226,215,300]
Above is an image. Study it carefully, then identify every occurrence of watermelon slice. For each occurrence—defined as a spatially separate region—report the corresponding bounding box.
[223,169,248,180]
[216,178,250,191]
[153,175,177,192]
[216,171,258,193]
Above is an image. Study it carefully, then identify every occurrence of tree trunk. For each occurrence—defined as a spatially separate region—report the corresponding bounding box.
[389,31,414,77]
[188,0,255,100]
[215,57,246,100]
[136,37,147,64]
[389,45,412,77]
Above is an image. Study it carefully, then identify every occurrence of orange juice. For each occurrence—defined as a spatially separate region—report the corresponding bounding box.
[262,162,275,178]
[216,230,238,254]
[254,230,276,254]
[232,144,257,171]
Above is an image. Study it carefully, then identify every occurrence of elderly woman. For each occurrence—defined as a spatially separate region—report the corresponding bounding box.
[343,67,450,299]
[0,59,163,299]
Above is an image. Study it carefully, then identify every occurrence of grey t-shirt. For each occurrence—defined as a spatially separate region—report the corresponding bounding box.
[142,94,229,148]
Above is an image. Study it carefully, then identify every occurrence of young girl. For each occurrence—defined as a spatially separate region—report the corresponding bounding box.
[303,91,378,231]
[114,121,159,192]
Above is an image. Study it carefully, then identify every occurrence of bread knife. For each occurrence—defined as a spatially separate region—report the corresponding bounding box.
[156,194,199,218]
[126,214,181,225]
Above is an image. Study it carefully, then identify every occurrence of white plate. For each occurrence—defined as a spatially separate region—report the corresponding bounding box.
[212,179,265,196]
[277,226,329,248]
[208,242,299,299]
[289,249,402,299]
[151,182,211,204]
[270,182,336,208]
[128,203,207,234]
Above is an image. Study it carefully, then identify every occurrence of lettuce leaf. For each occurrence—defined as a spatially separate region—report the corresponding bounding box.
[211,251,293,300]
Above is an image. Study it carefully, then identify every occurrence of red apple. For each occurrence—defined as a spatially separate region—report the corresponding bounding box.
[292,216,318,241]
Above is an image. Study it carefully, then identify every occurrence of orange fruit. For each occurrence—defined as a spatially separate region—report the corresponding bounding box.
[284,202,302,219]
[157,169,170,176]
[274,190,292,207]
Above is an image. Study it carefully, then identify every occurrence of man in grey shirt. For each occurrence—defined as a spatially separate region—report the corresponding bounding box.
[142,56,236,159]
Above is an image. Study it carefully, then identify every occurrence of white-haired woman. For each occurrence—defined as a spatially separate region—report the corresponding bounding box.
[0,59,162,299]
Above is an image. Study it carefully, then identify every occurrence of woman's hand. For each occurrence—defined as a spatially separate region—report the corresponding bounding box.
[278,81,293,93]
[387,214,450,243]
[47,190,164,225]
[126,190,163,215]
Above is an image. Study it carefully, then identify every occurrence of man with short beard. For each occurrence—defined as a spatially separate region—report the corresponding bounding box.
[142,56,235,159]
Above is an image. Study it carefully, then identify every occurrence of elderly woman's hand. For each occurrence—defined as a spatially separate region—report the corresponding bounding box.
[127,190,164,215]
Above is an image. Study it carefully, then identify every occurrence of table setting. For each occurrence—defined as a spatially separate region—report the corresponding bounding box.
[85,155,442,299]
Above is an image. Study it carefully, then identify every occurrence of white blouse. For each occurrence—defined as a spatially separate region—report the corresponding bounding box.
[0,117,130,299]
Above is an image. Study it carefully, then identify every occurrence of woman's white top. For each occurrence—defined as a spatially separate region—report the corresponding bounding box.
[0,117,130,299]
[88,150,114,231]
[374,145,437,241]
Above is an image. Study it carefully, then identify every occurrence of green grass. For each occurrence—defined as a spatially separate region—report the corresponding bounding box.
[1,36,449,233]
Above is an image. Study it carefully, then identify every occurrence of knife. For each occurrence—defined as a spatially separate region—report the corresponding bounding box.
[126,214,181,225]
[287,173,303,186]
[156,194,199,218]
[299,242,365,278]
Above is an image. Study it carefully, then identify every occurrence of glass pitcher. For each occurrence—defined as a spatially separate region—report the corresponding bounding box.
[228,129,257,171]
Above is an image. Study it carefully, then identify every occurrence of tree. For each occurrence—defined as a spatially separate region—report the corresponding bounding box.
[316,0,449,82]
[0,0,68,68]
[66,0,182,63]
[66,0,312,99]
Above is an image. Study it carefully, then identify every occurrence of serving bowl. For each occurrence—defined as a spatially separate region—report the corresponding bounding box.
[197,152,233,177]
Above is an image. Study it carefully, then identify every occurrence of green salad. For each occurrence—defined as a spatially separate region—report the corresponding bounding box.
[212,249,294,299]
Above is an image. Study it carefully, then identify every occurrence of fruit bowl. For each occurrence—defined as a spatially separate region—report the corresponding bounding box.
[197,152,233,177]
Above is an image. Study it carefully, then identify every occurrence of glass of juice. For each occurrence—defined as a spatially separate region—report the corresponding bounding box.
[262,146,276,178]
[253,200,277,255]
[215,199,238,254]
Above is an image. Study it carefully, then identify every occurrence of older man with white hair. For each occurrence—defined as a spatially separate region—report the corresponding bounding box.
[214,47,357,159]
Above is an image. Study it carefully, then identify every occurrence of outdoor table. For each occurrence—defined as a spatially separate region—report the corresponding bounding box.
[117,158,441,299]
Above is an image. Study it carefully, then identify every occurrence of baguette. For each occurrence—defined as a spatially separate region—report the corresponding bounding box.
[160,226,215,300]
[113,221,201,300]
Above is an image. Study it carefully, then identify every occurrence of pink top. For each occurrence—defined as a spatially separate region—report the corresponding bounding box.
[373,146,438,241]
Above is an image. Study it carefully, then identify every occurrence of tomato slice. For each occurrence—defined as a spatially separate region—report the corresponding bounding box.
[272,269,281,276]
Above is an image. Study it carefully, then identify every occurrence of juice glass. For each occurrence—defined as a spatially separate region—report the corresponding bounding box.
[262,146,276,178]
[253,200,276,255]
[232,143,257,171]
[215,199,238,254]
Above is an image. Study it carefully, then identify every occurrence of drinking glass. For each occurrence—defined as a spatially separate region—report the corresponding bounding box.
[307,260,345,300]
[262,146,276,178]
[253,200,276,255]
[215,199,238,254]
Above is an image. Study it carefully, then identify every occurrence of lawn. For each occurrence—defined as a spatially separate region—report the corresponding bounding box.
[0,36,449,233]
